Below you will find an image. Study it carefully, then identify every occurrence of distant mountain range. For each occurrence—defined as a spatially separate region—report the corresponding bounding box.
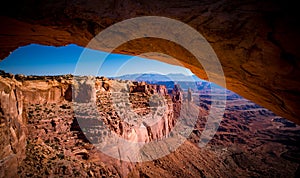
[111,73,203,82]
[111,73,227,92]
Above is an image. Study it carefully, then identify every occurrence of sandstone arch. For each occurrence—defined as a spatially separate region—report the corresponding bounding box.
[0,0,299,124]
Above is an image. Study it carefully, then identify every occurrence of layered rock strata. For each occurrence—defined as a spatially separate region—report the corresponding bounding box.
[0,73,184,177]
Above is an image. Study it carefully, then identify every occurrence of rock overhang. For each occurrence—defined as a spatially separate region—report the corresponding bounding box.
[0,0,299,124]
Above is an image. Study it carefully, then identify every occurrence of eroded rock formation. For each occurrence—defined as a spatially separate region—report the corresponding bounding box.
[1,73,298,177]
[0,73,186,176]
[0,78,26,178]
[0,0,299,124]
[0,74,72,177]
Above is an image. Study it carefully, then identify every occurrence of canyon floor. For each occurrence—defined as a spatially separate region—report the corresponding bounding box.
[1,74,300,177]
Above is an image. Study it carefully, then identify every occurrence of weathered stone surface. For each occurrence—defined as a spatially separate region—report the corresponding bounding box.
[0,0,299,124]
[0,74,183,177]
[0,73,299,177]
[0,78,26,178]
[0,73,73,177]
[73,76,96,103]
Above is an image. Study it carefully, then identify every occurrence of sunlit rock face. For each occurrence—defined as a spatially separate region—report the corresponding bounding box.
[0,0,299,124]
[0,78,25,178]
[0,73,299,177]
[0,73,187,177]
[0,74,72,177]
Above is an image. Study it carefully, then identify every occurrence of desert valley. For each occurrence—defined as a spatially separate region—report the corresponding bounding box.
[0,71,299,177]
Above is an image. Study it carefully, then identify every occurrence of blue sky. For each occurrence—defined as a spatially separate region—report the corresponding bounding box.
[0,44,193,77]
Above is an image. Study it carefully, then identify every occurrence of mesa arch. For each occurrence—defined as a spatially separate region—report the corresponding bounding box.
[0,0,299,124]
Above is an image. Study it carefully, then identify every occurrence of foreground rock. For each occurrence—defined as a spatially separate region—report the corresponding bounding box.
[0,74,72,177]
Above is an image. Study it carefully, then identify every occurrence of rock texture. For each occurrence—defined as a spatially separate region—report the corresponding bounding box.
[1,73,298,177]
[0,73,186,177]
[0,77,26,178]
[191,89,300,177]
[0,0,299,124]
[0,74,71,177]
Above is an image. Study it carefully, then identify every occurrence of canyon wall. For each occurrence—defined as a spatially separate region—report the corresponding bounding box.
[0,75,71,177]
[0,74,183,176]
[0,77,26,178]
[1,73,299,177]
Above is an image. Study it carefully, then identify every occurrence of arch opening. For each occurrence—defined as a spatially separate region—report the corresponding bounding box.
[0,44,299,176]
